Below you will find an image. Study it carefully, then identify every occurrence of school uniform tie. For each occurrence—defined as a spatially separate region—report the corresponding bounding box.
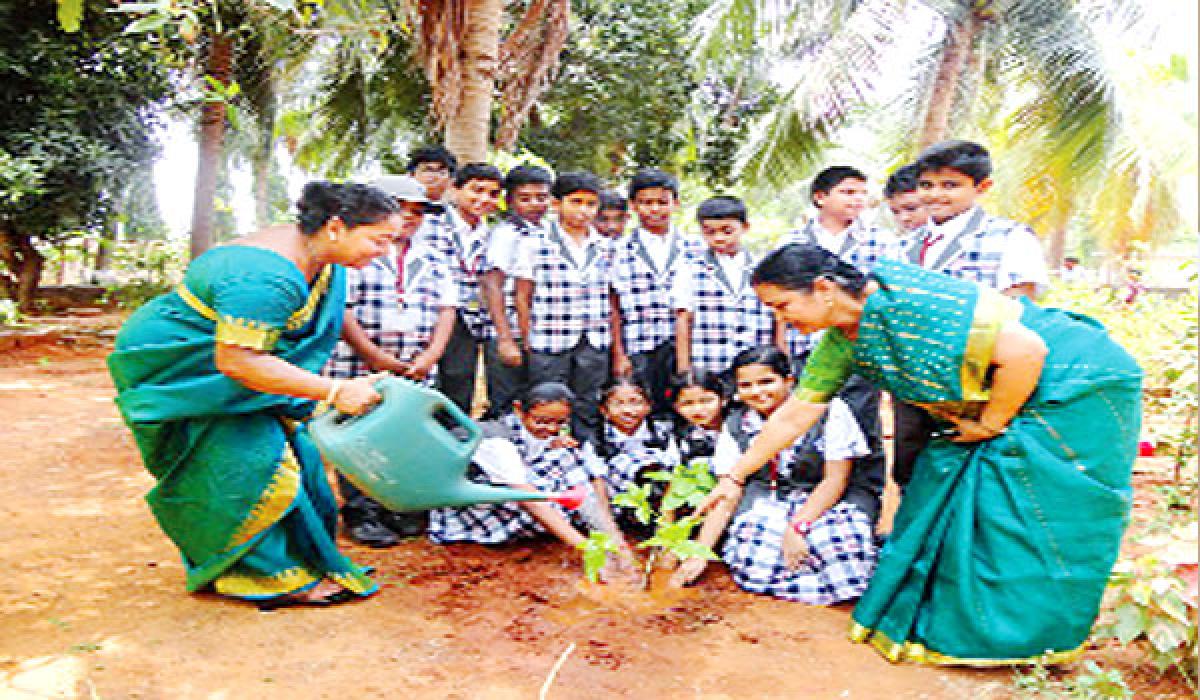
[918,232,944,266]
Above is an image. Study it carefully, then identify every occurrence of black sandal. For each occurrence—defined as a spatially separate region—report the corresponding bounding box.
[254,588,356,612]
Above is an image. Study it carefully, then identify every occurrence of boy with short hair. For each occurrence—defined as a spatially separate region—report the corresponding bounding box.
[610,168,703,414]
[512,171,617,444]
[902,140,1049,298]
[481,164,555,418]
[892,139,1051,489]
[672,195,776,376]
[779,165,895,361]
[883,163,929,236]
[427,161,504,413]
[406,144,457,204]
[595,189,630,238]
[325,175,457,546]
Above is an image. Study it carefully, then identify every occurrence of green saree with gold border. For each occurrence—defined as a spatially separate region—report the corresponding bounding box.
[108,246,375,601]
[797,260,1142,665]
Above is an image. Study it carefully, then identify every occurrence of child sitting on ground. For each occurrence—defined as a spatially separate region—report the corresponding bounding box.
[665,369,729,468]
[427,382,634,576]
[669,347,879,604]
[582,377,679,530]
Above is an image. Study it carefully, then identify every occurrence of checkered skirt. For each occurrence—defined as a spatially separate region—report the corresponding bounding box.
[722,489,877,605]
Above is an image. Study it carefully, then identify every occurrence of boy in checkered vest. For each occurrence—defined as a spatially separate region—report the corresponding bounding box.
[672,195,777,377]
[324,175,458,547]
[425,162,504,413]
[779,166,895,362]
[512,171,617,445]
[481,165,554,418]
[891,140,1050,488]
[610,168,704,416]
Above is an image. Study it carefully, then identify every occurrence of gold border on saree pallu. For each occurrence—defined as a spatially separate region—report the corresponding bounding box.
[960,291,1024,402]
[226,446,302,549]
[848,621,1085,667]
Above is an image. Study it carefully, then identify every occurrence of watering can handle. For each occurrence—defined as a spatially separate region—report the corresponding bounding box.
[374,377,483,454]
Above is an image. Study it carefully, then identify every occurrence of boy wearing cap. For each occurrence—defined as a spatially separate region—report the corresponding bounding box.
[325,175,459,546]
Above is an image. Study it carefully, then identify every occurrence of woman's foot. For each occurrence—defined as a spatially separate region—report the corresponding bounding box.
[255,579,353,611]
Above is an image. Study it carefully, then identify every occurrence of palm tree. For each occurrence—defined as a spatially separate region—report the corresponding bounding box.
[697,1,1136,181]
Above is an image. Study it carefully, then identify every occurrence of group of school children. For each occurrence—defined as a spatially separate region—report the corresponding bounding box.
[323,139,1050,605]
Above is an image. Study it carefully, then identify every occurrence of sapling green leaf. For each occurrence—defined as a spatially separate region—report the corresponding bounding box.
[576,531,618,583]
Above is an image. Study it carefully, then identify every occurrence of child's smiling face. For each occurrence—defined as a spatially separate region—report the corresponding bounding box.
[734,363,794,417]
[917,167,992,224]
[600,385,651,435]
[515,400,572,440]
[673,386,723,430]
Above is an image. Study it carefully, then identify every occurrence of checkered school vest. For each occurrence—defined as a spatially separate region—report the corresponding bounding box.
[899,208,1030,290]
[611,230,704,355]
[425,206,491,339]
[324,246,451,385]
[686,250,775,375]
[525,223,614,354]
[726,404,879,520]
[488,215,545,341]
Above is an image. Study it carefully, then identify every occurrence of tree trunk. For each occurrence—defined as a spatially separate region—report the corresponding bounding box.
[918,11,980,149]
[444,0,503,163]
[1047,227,1066,269]
[0,227,45,311]
[190,32,235,260]
[253,85,277,228]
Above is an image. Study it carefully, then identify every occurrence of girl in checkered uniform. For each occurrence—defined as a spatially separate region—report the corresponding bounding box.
[427,383,633,572]
[671,346,879,603]
[582,377,679,530]
[665,369,729,468]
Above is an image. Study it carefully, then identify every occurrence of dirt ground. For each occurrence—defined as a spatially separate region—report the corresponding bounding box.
[0,321,1191,699]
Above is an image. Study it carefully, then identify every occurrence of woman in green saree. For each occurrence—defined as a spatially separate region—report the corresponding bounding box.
[108,182,399,609]
[699,244,1142,665]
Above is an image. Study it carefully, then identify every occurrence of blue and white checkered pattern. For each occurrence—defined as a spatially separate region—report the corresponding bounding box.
[897,210,1040,290]
[685,251,775,375]
[520,223,615,354]
[591,421,679,499]
[423,206,492,339]
[484,216,545,341]
[611,231,705,355]
[779,218,898,359]
[722,493,877,604]
[323,245,454,384]
[427,414,591,544]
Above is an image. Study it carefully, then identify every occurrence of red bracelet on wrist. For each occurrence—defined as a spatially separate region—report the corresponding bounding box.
[791,519,812,535]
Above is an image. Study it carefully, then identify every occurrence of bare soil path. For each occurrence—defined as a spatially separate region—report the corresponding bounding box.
[0,325,1187,699]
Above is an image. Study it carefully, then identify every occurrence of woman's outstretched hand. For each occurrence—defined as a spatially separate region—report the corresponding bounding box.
[695,476,743,517]
[334,373,387,415]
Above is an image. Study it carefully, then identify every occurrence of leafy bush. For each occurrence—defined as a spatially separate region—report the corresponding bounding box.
[1014,660,1133,699]
[1095,544,1198,688]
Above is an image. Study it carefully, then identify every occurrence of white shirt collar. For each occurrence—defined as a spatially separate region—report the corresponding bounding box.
[927,206,980,240]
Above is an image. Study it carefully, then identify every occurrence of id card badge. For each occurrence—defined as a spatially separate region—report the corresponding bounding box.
[379,289,416,334]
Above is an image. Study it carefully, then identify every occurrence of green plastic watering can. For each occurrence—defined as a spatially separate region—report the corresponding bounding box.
[309,376,585,512]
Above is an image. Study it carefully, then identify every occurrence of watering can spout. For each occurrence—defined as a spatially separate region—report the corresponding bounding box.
[452,481,551,507]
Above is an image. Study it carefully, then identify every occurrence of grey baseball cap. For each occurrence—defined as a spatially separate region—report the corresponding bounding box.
[372,175,432,204]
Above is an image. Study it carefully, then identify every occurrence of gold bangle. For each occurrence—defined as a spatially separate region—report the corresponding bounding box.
[326,379,344,406]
